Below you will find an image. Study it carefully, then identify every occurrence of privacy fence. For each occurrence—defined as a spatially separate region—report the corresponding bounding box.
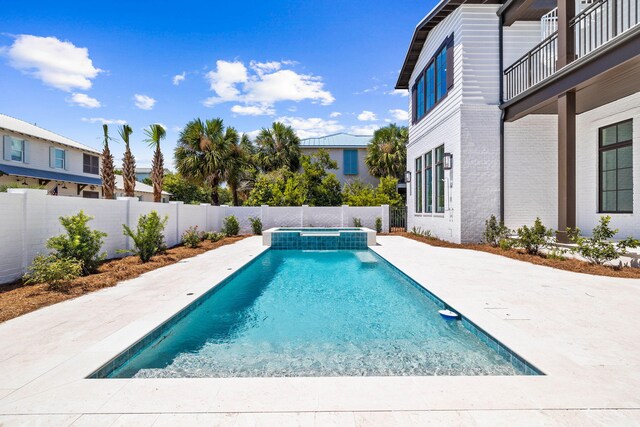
[0,189,390,284]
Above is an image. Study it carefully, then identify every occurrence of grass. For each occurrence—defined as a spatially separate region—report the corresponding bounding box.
[0,236,245,323]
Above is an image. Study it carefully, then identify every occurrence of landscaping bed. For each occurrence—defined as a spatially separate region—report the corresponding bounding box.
[397,232,640,279]
[0,236,246,323]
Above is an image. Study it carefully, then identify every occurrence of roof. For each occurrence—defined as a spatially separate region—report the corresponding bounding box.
[299,133,372,148]
[0,114,101,155]
[0,164,102,186]
[114,175,170,195]
[396,0,501,89]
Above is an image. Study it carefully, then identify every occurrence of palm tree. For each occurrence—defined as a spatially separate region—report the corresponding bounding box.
[255,122,301,172]
[119,124,136,197]
[175,118,235,206]
[365,124,408,179]
[144,124,166,203]
[224,133,255,206]
[100,124,116,199]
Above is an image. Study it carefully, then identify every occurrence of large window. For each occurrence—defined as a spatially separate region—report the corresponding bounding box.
[411,34,454,124]
[424,151,433,213]
[10,138,24,162]
[53,148,66,169]
[343,149,358,175]
[599,120,633,213]
[435,145,445,213]
[415,156,423,213]
[83,154,99,175]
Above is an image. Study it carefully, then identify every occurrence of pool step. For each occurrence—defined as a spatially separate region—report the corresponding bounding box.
[355,252,378,264]
[300,232,340,237]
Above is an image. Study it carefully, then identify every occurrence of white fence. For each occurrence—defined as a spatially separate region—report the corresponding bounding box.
[0,189,389,285]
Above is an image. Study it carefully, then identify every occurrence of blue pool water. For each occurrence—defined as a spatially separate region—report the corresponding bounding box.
[105,250,533,378]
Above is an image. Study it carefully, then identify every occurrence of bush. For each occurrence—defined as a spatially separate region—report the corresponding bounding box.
[223,215,240,236]
[23,255,82,291]
[375,217,382,233]
[410,226,433,238]
[353,217,362,227]
[516,217,553,255]
[122,211,168,262]
[249,217,263,235]
[205,231,225,242]
[47,211,107,275]
[567,216,639,265]
[182,226,203,248]
[499,238,515,251]
[483,215,510,247]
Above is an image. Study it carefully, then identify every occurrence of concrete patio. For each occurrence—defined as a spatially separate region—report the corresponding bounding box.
[0,236,639,426]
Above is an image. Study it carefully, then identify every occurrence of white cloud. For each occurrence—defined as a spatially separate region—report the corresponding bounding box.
[172,72,186,85]
[81,117,127,125]
[231,104,275,116]
[4,35,101,91]
[203,59,334,113]
[242,129,262,140]
[388,89,409,97]
[67,93,101,108]
[357,110,377,121]
[134,94,156,110]
[276,116,344,139]
[329,111,342,118]
[388,108,409,121]
[350,124,380,135]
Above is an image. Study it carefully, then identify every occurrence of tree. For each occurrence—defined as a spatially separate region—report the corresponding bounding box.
[119,124,136,197]
[342,176,403,207]
[144,124,166,203]
[175,118,236,206]
[100,124,116,199]
[256,122,301,172]
[162,172,211,204]
[224,134,255,206]
[365,124,408,179]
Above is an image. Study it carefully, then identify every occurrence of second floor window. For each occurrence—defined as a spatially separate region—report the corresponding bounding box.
[343,149,358,175]
[10,138,24,162]
[50,147,67,170]
[3,136,26,162]
[83,154,99,175]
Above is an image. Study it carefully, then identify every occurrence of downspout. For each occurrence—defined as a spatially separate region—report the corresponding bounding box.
[498,13,505,223]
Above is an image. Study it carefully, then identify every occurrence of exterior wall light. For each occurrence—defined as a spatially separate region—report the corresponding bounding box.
[443,152,453,170]
[404,170,412,183]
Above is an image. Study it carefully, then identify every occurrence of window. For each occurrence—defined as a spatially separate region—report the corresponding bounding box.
[10,138,24,162]
[411,34,454,124]
[82,191,99,199]
[53,148,66,169]
[415,156,423,213]
[83,154,99,175]
[599,120,633,213]
[435,145,445,213]
[424,151,433,213]
[343,149,358,175]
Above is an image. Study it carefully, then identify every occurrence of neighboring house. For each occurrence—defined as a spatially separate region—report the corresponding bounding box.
[0,114,102,198]
[114,175,171,203]
[134,167,152,182]
[397,0,640,242]
[299,133,378,186]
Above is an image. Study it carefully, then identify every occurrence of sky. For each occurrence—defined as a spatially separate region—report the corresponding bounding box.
[0,0,434,168]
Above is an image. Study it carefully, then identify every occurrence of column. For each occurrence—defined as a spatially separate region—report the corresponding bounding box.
[557,92,576,242]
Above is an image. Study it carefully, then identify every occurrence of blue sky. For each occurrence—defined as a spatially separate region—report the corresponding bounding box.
[0,0,433,168]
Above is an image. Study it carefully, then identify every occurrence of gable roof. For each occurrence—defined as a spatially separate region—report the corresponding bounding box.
[114,175,170,195]
[299,133,372,148]
[0,114,101,154]
[396,0,501,89]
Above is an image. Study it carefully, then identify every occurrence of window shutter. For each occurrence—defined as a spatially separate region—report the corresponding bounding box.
[22,141,30,164]
[64,150,69,170]
[352,150,358,174]
[2,136,11,161]
[446,36,455,90]
[49,147,56,168]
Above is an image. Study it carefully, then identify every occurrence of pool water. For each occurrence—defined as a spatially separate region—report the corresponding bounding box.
[107,250,530,378]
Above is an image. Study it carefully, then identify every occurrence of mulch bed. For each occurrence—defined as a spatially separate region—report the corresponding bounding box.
[0,236,246,323]
[396,232,640,279]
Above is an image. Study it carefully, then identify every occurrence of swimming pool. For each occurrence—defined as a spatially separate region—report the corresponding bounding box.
[93,249,539,378]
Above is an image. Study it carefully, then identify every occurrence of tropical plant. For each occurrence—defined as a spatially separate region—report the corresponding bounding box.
[299,150,342,206]
[182,226,203,248]
[365,124,408,180]
[23,255,83,291]
[100,124,116,199]
[567,216,640,265]
[162,172,211,204]
[255,122,301,172]
[46,211,107,275]
[119,124,136,197]
[516,217,553,255]
[410,226,433,238]
[122,211,168,262]
[483,215,511,247]
[353,218,362,227]
[222,215,240,236]
[225,133,255,205]
[249,216,263,235]
[342,177,403,207]
[144,124,166,203]
[205,231,225,242]
[375,217,382,233]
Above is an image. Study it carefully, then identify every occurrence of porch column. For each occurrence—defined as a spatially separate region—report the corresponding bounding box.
[557,0,575,68]
[557,92,576,242]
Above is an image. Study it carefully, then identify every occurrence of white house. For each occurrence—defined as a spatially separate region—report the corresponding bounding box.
[299,133,379,186]
[397,0,640,242]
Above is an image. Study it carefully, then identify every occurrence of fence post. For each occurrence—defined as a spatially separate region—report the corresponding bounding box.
[261,205,269,229]
[117,196,138,251]
[381,204,390,233]
[8,189,46,273]
[200,203,211,231]
[341,205,349,227]
[169,201,183,245]
[301,205,309,227]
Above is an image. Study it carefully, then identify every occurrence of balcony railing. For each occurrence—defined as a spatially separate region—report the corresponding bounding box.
[504,0,639,100]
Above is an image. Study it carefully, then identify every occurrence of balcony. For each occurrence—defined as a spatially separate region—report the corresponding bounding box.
[504,0,640,100]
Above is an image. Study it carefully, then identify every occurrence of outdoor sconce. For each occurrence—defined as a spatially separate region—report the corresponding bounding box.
[404,170,412,183]
[443,152,453,170]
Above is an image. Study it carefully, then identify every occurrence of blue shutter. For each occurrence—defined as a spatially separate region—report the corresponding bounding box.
[22,141,30,164]
[343,150,358,175]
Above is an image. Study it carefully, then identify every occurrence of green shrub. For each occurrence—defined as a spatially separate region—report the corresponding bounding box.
[122,211,168,262]
[499,238,515,251]
[567,216,639,265]
[353,217,362,227]
[546,247,568,261]
[46,211,107,275]
[249,217,263,235]
[222,215,240,236]
[483,215,510,247]
[410,226,433,238]
[23,255,82,291]
[375,217,382,233]
[205,231,225,242]
[182,226,203,248]
[516,217,553,255]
